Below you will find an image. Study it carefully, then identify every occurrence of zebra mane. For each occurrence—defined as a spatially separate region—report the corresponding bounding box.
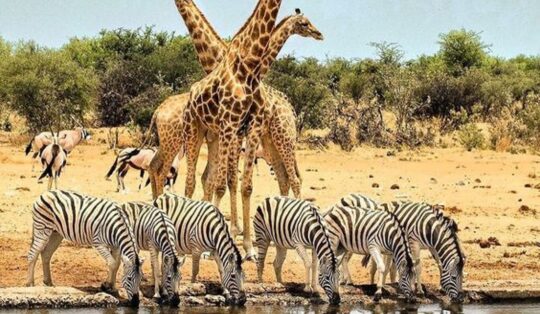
[386,211,414,274]
[116,205,141,268]
[156,208,180,261]
[308,203,337,270]
[429,204,465,268]
[213,205,242,270]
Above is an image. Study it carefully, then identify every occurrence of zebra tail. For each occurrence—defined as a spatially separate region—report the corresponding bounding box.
[25,138,34,156]
[38,145,59,180]
[361,254,371,268]
[105,155,119,179]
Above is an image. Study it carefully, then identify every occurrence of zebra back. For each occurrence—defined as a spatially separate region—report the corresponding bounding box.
[153,193,241,269]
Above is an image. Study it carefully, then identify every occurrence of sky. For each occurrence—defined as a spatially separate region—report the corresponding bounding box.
[0,0,539,60]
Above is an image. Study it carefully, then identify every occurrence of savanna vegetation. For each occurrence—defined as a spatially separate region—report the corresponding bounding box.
[0,27,539,152]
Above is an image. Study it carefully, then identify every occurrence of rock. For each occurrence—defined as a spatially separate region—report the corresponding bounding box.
[430,178,438,184]
[369,174,374,178]
[178,283,206,296]
[305,197,316,202]
[372,183,380,188]
[456,181,466,186]
[524,183,533,188]
[386,150,396,157]
[518,205,537,216]
[535,183,540,190]
[475,178,482,183]
[390,184,400,190]
[205,295,226,305]
[185,296,205,305]
[479,240,491,248]
[488,237,501,246]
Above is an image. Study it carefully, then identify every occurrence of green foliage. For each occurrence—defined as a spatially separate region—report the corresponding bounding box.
[458,123,485,151]
[438,29,489,75]
[1,43,97,132]
[518,93,540,148]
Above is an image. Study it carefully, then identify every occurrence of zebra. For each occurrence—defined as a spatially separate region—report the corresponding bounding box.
[121,202,184,306]
[324,203,417,302]
[253,196,341,305]
[153,193,246,306]
[339,193,466,303]
[26,190,144,306]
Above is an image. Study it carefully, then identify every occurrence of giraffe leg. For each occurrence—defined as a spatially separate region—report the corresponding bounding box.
[261,136,289,195]
[212,131,232,211]
[184,122,205,199]
[272,133,301,198]
[240,133,260,259]
[41,232,63,286]
[227,137,242,237]
[202,132,218,202]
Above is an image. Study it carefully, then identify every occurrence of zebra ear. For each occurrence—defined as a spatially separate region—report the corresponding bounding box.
[122,255,131,267]
[177,255,186,267]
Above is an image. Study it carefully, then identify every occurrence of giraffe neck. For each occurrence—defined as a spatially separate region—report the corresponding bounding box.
[174,0,226,74]
[257,16,298,78]
[228,0,283,73]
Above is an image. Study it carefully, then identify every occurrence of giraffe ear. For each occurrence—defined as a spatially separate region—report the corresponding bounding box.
[295,8,302,15]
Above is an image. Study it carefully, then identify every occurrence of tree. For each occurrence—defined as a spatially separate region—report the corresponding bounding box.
[1,44,97,132]
[438,29,490,75]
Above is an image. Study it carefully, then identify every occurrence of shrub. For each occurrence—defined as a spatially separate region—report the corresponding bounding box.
[458,123,485,151]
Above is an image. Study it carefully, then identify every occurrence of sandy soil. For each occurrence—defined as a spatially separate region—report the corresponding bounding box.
[0,132,539,291]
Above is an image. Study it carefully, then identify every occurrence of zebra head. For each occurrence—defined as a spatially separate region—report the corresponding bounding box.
[121,255,144,307]
[397,255,417,303]
[221,252,246,306]
[318,254,340,305]
[441,256,465,303]
[161,254,185,306]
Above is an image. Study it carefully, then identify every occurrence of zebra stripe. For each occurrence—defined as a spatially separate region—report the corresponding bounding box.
[27,190,143,306]
[324,203,416,301]
[340,193,465,302]
[121,202,182,304]
[254,196,340,305]
[153,193,246,306]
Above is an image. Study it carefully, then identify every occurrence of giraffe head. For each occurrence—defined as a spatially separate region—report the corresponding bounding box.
[289,8,324,40]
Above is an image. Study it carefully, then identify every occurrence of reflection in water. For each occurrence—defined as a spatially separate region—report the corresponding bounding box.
[4,302,540,314]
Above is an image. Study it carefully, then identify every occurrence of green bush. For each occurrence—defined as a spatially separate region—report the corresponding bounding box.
[458,123,485,151]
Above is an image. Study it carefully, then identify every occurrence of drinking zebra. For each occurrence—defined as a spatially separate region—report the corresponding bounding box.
[253,196,341,305]
[27,190,143,306]
[324,203,417,302]
[339,193,466,303]
[153,193,246,306]
[121,202,184,305]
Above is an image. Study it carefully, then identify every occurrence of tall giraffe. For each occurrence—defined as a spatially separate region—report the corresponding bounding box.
[173,0,303,233]
[182,0,288,258]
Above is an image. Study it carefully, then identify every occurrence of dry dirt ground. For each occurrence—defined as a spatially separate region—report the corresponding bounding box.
[0,132,539,292]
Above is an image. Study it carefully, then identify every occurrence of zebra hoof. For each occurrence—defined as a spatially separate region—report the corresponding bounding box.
[100,282,115,293]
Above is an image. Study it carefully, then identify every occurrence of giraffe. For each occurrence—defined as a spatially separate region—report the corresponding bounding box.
[172,0,304,234]
[181,0,293,258]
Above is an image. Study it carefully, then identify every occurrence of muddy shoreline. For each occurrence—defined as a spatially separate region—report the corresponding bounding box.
[2,282,540,309]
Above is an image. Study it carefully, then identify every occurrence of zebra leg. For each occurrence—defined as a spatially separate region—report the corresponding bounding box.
[149,247,161,299]
[369,246,386,302]
[369,258,377,284]
[26,228,53,286]
[47,176,53,191]
[40,232,63,286]
[108,249,121,292]
[54,172,58,190]
[192,250,202,283]
[311,249,321,292]
[410,241,423,296]
[294,244,313,293]
[341,252,354,285]
[381,254,393,285]
[94,244,118,292]
[256,241,269,283]
[272,247,287,283]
